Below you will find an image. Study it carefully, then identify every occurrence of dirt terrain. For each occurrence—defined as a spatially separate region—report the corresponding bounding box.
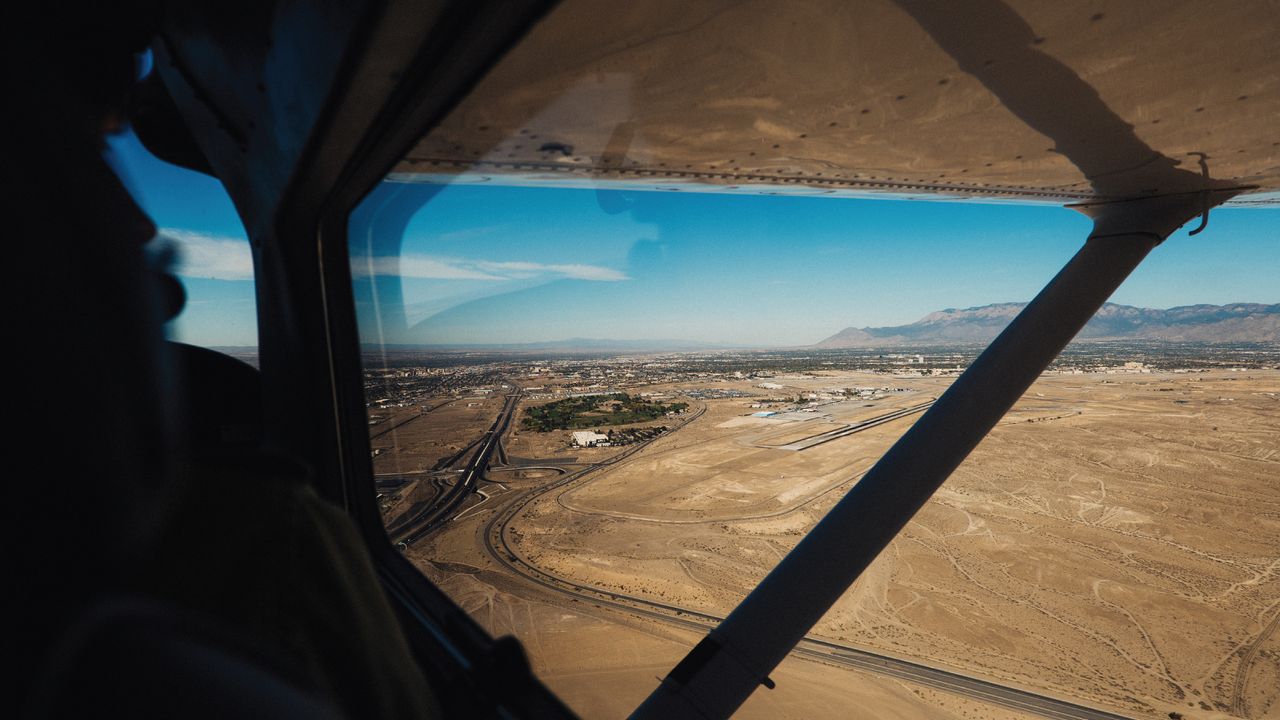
[409,370,1279,719]
[372,396,504,521]
[372,396,505,475]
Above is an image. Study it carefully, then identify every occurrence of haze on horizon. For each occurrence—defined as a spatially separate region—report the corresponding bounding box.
[351,181,1278,348]
[110,130,1279,348]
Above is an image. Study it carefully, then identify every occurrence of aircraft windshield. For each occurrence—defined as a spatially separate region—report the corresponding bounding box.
[345,2,1280,717]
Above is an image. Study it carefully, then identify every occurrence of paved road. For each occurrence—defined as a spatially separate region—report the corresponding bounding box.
[480,403,1134,720]
[394,389,521,545]
[369,398,456,440]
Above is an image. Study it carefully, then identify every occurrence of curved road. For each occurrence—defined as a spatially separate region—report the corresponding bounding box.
[481,402,1134,720]
[1232,601,1279,717]
[394,390,522,545]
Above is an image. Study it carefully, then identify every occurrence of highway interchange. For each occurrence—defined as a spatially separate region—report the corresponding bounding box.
[402,393,1134,720]
[390,390,522,545]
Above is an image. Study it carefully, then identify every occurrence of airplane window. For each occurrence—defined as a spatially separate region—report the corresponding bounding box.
[107,128,259,357]
[347,3,1279,718]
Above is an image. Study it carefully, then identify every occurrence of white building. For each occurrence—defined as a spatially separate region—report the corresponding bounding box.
[571,431,610,447]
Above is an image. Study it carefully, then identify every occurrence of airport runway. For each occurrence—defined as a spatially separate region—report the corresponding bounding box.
[775,399,935,450]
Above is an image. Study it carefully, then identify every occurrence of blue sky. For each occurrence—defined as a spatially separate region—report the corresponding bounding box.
[108,128,1277,348]
[107,129,258,347]
[354,181,1278,346]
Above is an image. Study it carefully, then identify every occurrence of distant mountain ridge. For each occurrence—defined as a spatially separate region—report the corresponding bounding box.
[816,303,1280,347]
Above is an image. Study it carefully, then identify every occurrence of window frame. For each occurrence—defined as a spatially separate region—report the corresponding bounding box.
[303,1,575,715]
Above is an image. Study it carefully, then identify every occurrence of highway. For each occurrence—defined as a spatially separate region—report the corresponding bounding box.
[478,402,1134,720]
[393,389,522,546]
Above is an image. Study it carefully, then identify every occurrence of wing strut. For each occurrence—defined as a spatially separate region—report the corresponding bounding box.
[631,189,1238,720]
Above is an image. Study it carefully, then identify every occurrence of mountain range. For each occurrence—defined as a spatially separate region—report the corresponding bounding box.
[816,303,1280,347]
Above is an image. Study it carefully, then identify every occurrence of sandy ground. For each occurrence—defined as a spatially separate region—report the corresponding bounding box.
[372,396,505,475]
[411,370,1279,719]
[372,397,505,521]
[412,558,1032,720]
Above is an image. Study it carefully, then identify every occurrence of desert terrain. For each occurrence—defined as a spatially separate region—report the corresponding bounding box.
[371,396,506,525]
[395,369,1278,719]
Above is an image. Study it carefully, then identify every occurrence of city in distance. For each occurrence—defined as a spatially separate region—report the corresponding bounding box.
[365,301,1280,354]
[366,313,1279,720]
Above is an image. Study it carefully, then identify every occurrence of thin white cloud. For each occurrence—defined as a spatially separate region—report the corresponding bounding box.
[371,256,504,280]
[473,260,629,281]
[159,228,254,281]
[155,232,628,284]
[354,253,628,282]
